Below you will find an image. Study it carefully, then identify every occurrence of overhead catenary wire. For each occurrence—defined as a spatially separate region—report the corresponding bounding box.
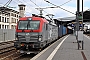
[43,0,73,17]
[3,0,11,7]
[13,0,74,17]
[44,0,75,15]
[13,0,38,15]
[52,0,72,13]
[30,0,73,14]
[22,0,39,14]
[29,0,49,14]
[3,0,12,7]
[30,0,74,18]
[59,0,72,6]
[22,0,38,13]
[0,0,12,14]
[6,0,12,7]
[30,0,40,8]
[16,0,40,14]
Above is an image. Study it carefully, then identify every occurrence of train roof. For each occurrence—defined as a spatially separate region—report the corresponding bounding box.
[19,16,49,23]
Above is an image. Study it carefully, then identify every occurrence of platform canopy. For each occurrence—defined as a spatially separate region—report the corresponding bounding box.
[56,10,90,22]
[54,16,76,26]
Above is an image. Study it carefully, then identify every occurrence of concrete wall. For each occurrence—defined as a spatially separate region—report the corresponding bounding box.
[0,29,15,42]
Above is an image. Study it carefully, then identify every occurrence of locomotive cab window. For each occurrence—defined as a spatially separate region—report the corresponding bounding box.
[18,20,40,30]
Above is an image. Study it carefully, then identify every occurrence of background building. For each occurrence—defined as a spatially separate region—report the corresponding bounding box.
[18,4,26,18]
[0,7,19,29]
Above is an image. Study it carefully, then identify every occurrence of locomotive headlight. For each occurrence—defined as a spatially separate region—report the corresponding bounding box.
[15,37,18,40]
[39,37,42,41]
[21,43,25,46]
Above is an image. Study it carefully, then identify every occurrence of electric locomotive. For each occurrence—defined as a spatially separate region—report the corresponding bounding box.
[14,15,58,54]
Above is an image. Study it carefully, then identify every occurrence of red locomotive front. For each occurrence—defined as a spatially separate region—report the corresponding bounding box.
[14,16,49,54]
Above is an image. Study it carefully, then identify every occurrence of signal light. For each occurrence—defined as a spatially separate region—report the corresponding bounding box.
[78,12,82,19]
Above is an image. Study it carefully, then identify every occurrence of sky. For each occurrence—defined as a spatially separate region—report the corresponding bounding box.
[0,0,90,19]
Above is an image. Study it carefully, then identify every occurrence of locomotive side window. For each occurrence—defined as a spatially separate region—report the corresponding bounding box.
[44,23,48,30]
[18,20,40,30]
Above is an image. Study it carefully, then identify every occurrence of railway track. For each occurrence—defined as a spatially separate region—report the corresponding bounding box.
[1,34,90,60]
[0,41,14,54]
[0,50,35,60]
[0,41,21,60]
[0,50,19,60]
[0,40,36,60]
[15,54,35,60]
[0,40,17,45]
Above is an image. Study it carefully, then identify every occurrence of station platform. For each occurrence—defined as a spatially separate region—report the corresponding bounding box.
[31,34,90,60]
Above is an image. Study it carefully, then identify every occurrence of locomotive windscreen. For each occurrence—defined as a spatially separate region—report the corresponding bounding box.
[18,20,40,30]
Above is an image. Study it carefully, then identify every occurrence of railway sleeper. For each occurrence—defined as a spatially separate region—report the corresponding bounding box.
[0,46,15,54]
